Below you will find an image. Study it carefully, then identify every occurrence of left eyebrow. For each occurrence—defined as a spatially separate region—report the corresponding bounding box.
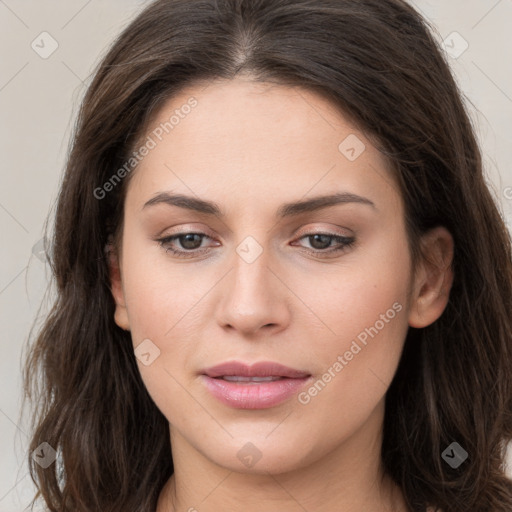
[142,191,377,217]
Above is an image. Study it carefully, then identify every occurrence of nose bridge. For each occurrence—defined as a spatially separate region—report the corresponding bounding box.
[215,232,289,333]
[231,234,273,302]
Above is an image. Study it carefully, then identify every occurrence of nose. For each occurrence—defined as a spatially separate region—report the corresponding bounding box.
[215,241,291,337]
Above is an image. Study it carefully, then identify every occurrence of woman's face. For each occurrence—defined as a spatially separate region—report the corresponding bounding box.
[110,77,441,475]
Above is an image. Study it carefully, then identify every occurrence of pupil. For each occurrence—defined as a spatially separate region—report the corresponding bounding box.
[310,234,331,249]
[181,234,201,249]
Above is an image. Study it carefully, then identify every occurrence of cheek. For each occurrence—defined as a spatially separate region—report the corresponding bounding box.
[294,232,411,407]
[119,241,204,424]
[292,283,409,452]
[120,229,208,341]
[298,225,410,338]
[119,231,217,409]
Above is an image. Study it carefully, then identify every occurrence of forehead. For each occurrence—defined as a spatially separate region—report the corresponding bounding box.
[126,78,401,216]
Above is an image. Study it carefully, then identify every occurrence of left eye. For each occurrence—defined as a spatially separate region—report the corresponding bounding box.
[295,233,355,253]
[157,232,356,258]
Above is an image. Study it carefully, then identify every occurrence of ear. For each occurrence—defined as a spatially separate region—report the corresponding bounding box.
[408,226,454,328]
[106,237,130,331]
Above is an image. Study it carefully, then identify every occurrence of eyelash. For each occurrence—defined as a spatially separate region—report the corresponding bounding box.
[157,231,356,259]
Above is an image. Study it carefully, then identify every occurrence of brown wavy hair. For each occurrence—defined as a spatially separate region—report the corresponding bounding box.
[22,0,512,511]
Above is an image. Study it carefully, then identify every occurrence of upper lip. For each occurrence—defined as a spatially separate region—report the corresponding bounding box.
[202,361,311,379]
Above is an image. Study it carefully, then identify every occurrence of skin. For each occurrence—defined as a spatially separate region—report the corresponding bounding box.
[108,77,453,512]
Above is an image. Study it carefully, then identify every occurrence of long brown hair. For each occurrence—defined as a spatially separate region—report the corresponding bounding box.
[22,0,512,511]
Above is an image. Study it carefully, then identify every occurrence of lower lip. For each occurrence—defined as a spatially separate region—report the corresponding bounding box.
[201,375,312,409]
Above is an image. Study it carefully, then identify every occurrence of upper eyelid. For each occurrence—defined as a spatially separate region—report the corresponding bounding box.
[159,221,353,237]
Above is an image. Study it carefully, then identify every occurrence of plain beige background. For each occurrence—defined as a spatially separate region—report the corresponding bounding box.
[1,0,511,510]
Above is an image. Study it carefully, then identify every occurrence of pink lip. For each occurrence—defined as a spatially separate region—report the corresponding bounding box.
[202,361,310,379]
[201,361,312,409]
